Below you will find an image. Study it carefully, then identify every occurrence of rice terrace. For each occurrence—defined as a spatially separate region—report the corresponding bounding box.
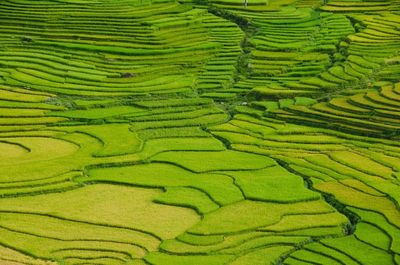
[0,0,400,264]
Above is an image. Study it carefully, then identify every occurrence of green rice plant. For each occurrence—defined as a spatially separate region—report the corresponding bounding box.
[0,184,198,241]
[287,164,336,182]
[0,86,52,102]
[220,236,305,255]
[306,242,360,265]
[284,257,317,264]
[131,112,229,131]
[177,233,224,246]
[321,4,390,12]
[328,65,359,82]
[127,107,224,123]
[0,245,56,265]
[0,0,399,263]
[0,213,152,257]
[288,223,345,236]
[262,212,348,232]
[366,91,400,108]
[350,207,400,254]
[314,181,400,229]
[349,94,396,111]
[230,246,296,264]
[253,101,280,111]
[338,179,385,197]
[355,222,391,251]
[160,231,309,263]
[189,199,335,234]
[0,107,46,117]
[154,187,220,214]
[73,99,116,107]
[0,116,67,125]
[224,166,320,202]
[290,248,344,265]
[161,231,269,254]
[0,226,146,264]
[381,85,400,102]
[137,127,210,140]
[295,97,317,106]
[329,150,393,179]
[86,163,244,205]
[151,150,274,172]
[0,100,64,110]
[328,97,370,114]
[279,98,295,108]
[305,154,384,183]
[135,98,213,108]
[320,72,348,84]
[320,235,393,265]
[144,252,234,265]
[139,137,225,158]
[0,131,105,185]
[49,105,145,119]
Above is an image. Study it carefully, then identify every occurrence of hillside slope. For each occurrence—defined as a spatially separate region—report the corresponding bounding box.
[0,0,399,264]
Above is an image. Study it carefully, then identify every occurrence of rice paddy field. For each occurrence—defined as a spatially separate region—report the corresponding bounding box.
[0,0,399,264]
